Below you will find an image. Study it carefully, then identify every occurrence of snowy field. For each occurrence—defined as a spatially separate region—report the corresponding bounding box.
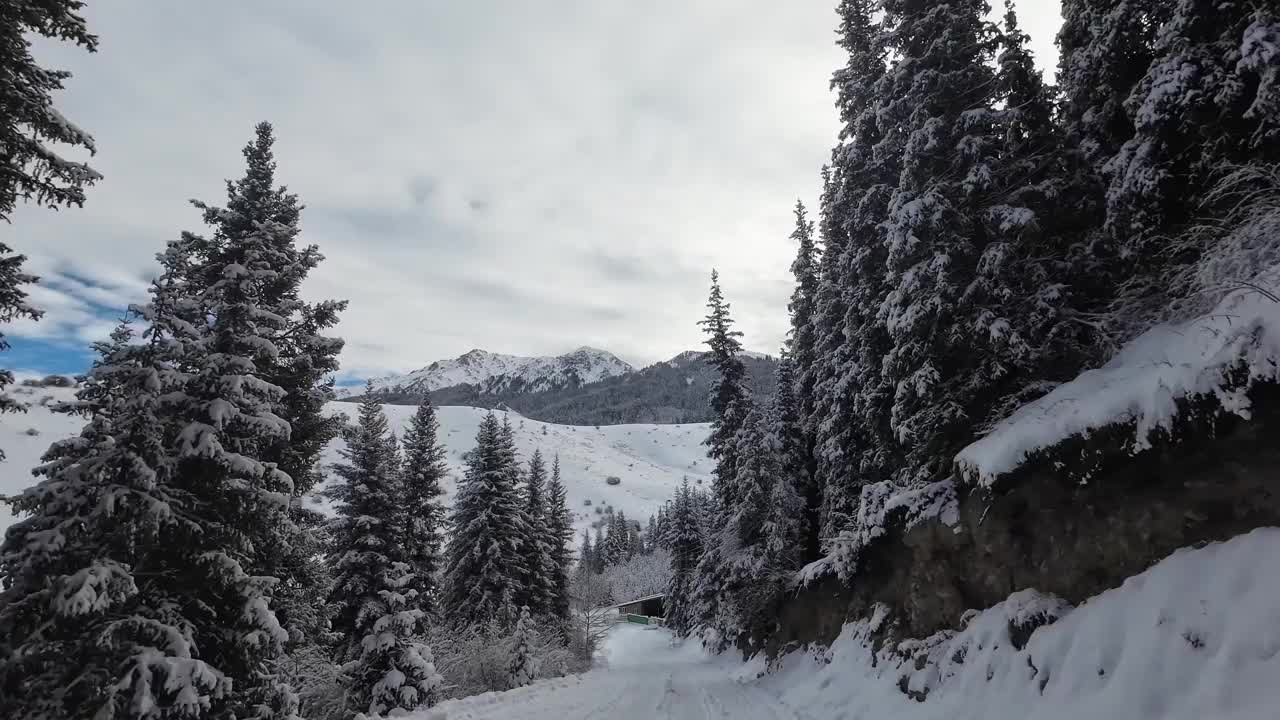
[0,384,711,540]
[412,528,1280,720]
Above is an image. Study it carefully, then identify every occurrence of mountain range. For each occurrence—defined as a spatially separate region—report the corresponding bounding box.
[340,347,779,425]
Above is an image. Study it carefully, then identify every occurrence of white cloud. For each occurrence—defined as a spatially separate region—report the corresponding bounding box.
[2,0,1064,376]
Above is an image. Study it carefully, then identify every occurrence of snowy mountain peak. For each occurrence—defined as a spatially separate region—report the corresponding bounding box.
[362,347,635,396]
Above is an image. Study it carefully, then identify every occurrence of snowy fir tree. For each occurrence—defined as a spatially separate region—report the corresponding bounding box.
[0,241,44,434]
[340,562,442,718]
[507,606,536,689]
[0,0,100,221]
[781,202,821,561]
[0,234,299,719]
[399,398,449,616]
[326,388,407,662]
[441,413,528,628]
[0,1,99,455]
[663,478,704,638]
[544,455,575,622]
[181,123,349,678]
[518,449,556,617]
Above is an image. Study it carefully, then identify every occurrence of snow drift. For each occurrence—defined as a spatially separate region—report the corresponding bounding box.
[766,528,1280,720]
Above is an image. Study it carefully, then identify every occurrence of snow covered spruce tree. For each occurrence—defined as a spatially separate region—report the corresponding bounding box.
[507,606,536,689]
[326,388,405,655]
[806,0,898,547]
[781,202,821,561]
[0,0,100,222]
[518,449,556,617]
[179,123,348,669]
[663,478,704,637]
[441,413,528,628]
[544,455,575,622]
[0,232,300,718]
[341,562,442,718]
[326,389,441,716]
[1101,1,1280,330]
[0,0,102,449]
[400,398,449,616]
[686,270,756,647]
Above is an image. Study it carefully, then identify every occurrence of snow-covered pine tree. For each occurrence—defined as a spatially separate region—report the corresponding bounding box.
[544,455,574,621]
[0,238,298,720]
[518,449,556,617]
[1056,0,1166,168]
[782,202,821,561]
[441,414,528,628]
[591,526,607,574]
[1103,0,1280,331]
[400,398,449,616]
[807,0,898,548]
[507,606,536,689]
[870,0,1008,489]
[689,270,754,644]
[179,124,348,673]
[0,0,100,221]
[578,529,596,578]
[340,561,442,718]
[0,241,45,439]
[327,386,408,662]
[663,478,704,637]
[962,1,1105,426]
[766,356,806,576]
[698,270,751,509]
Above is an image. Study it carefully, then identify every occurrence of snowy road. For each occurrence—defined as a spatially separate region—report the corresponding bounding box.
[422,624,805,720]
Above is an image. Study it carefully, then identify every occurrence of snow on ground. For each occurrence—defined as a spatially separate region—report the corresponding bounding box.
[418,623,795,720]
[957,277,1280,486]
[0,387,709,540]
[411,528,1280,720]
[313,402,711,537]
[0,382,82,535]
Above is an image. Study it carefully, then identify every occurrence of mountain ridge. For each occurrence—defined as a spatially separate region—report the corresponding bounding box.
[341,348,779,425]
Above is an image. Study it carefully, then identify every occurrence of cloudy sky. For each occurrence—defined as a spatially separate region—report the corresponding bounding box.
[5,1,1063,382]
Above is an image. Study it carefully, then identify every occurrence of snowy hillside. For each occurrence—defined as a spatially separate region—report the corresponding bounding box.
[0,383,711,541]
[0,382,84,538]
[314,401,711,539]
[358,347,634,396]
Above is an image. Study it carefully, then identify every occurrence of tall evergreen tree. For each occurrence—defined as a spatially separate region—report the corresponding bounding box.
[663,478,704,637]
[544,455,574,621]
[441,414,528,628]
[0,0,100,221]
[698,270,751,509]
[178,124,348,662]
[400,398,449,616]
[340,561,442,717]
[782,203,821,560]
[0,1,101,455]
[1103,0,1280,328]
[0,236,299,719]
[326,388,406,661]
[519,449,556,616]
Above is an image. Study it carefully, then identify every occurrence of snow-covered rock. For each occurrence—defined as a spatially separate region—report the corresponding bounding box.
[360,347,635,396]
[957,271,1280,487]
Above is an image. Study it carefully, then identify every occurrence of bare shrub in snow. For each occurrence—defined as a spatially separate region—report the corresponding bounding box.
[601,548,672,602]
[1113,164,1280,340]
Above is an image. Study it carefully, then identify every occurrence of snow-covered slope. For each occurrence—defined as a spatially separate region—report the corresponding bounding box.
[360,347,635,396]
[414,528,1280,720]
[314,402,711,538]
[0,382,83,537]
[0,386,710,540]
